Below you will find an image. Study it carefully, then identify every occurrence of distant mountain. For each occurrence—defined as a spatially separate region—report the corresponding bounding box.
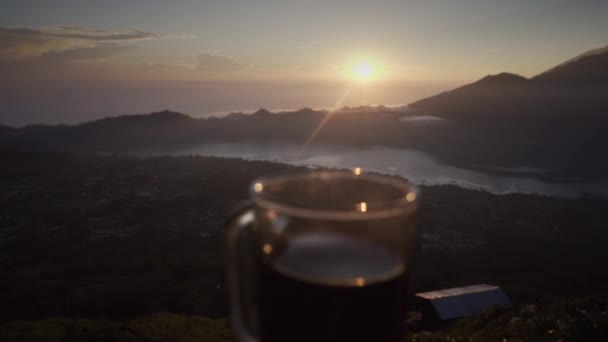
[1,110,203,152]
[80,110,194,126]
[533,45,608,84]
[223,112,248,120]
[408,73,533,119]
[251,108,274,118]
[1,46,607,179]
[476,73,530,85]
[0,105,418,154]
[411,46,608,118]
[408,46,608,177]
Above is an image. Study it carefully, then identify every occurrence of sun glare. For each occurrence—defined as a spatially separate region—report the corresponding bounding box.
[352,62,373,80]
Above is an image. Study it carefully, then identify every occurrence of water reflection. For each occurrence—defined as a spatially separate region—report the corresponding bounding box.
[137,142,608,198]
[263,244,273,255]
[406,192,417,202]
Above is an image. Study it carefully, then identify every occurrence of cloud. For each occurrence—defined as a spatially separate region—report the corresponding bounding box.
[0,25,195,60]
[42,44,129,61]
[3,26,159,41]
[195,51,249,73]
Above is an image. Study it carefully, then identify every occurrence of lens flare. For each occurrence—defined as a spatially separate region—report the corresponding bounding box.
[406,192,416,202]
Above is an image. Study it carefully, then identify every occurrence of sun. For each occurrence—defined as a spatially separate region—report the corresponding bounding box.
[352,62,374,80]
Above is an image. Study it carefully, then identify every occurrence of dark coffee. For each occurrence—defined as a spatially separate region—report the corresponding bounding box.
[258,234,409,342]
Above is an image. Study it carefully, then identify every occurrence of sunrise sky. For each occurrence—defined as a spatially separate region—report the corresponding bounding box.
[1,0,607,125]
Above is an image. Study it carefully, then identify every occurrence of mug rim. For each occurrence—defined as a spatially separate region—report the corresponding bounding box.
[250,170,418,220]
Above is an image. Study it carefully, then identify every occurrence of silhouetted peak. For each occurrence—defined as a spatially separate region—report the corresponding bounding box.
[147,110,192,120]
[476,73,529,85]
[409,73,530,111]
[549,45,608,69]
[252,108,273,117]
[294,107,321,115]
[533,45,608,84]
[79,110,193,128]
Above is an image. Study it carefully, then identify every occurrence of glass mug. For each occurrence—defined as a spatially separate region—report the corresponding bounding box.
[226,170,418,342]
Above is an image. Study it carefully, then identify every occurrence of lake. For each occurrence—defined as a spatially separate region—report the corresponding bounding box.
[138,142,608,198]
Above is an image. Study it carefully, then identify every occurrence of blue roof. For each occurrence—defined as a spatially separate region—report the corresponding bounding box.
[416,284,512,320]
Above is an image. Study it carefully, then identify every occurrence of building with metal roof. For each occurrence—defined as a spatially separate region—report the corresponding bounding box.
[415,284,512,328]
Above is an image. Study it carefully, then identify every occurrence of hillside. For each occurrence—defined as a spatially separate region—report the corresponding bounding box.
[407,46,608,175]
[410,46,608,120]
[0,314,236,342]
[0,149,607,340]
[2,149,608,320]
[533,45,608,84]
[408,73,533,118]
[1,298,607,341]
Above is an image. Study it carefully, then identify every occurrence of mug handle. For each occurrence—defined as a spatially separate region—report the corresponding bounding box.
[226,204,258,342]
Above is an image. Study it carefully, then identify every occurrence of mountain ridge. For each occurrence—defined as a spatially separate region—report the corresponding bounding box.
[475,73,529,85]
[533,44,608,83]
[532,49,608,84]
[405,45,608,177]
[410,45,608,116]
[1,46,608,179]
